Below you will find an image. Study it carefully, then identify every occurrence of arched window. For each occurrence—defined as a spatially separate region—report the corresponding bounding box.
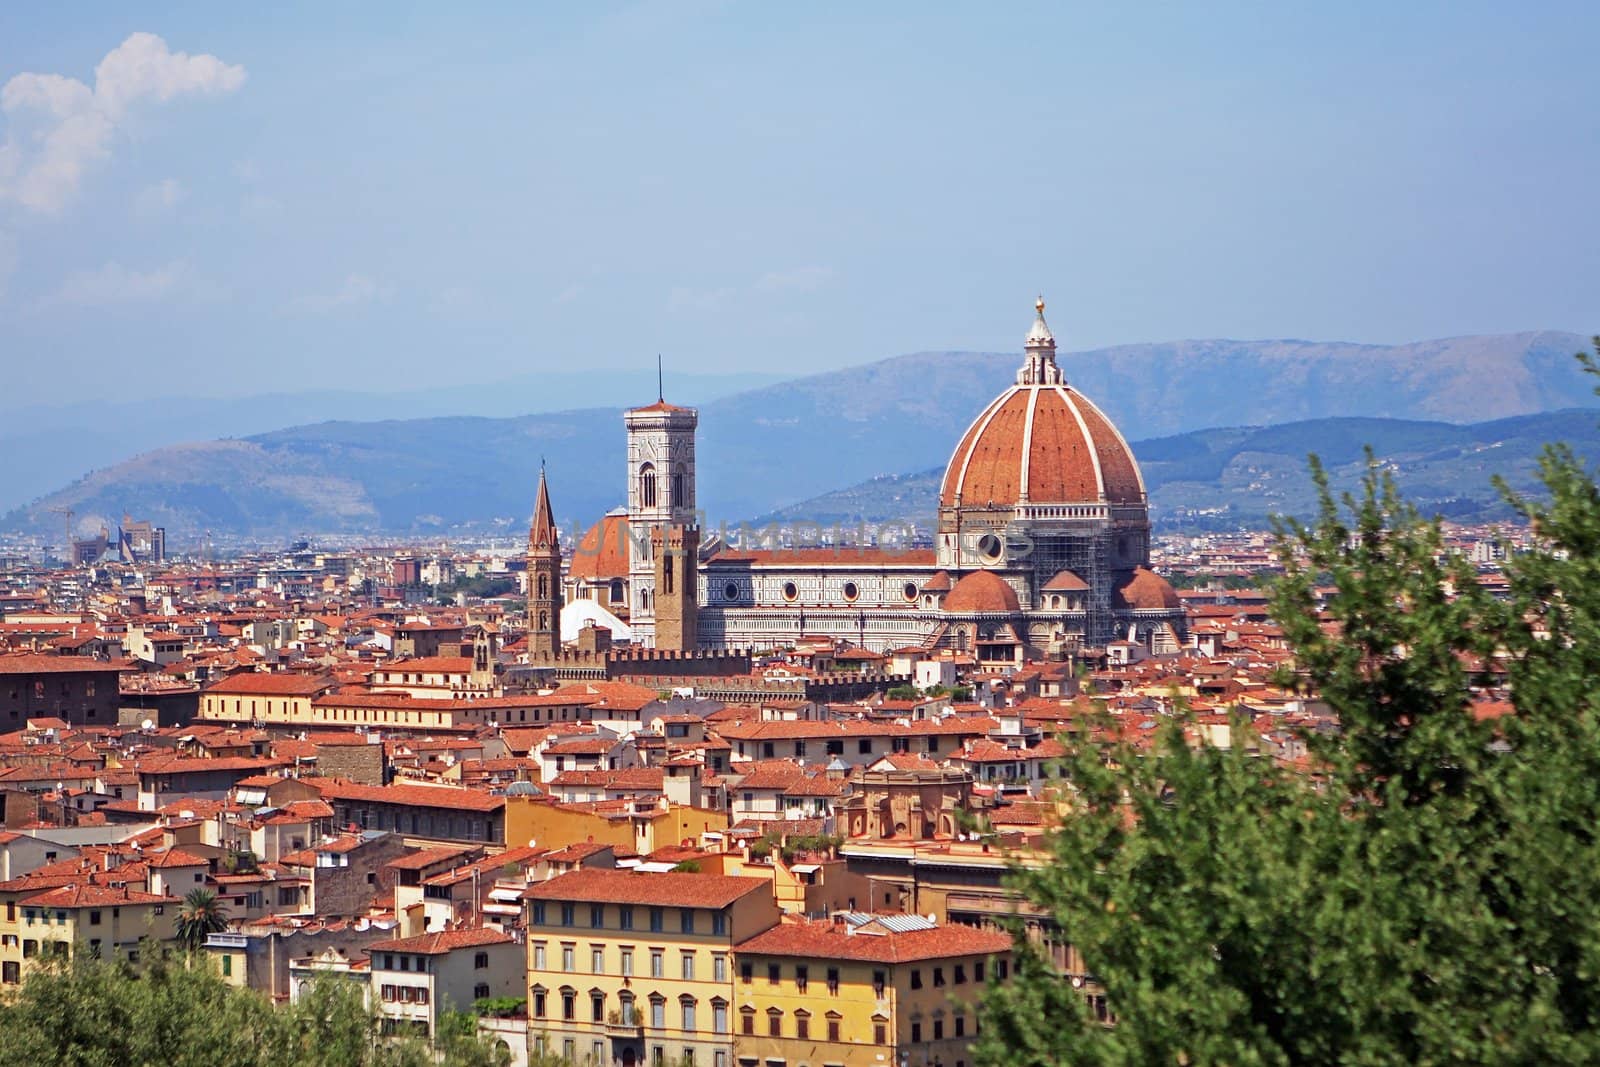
[609,579,624,603]
[663,557,674,595]
[536,574,549,599]
[538,611,549,631]
[671,466,687,509]
[639,463,657,508]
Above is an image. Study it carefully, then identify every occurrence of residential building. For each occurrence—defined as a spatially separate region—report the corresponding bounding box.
[369,927,523,1037]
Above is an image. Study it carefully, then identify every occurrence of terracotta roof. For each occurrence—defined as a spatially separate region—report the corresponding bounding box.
[570,513,631,582]
[309,779,504,813]
[1042,569,1090,592]
[942,571,1022,615]
[736,917,1012,963]
[21,884,174,908]
[1115,567,1182,612]
[376,656,475,674]
[523,869,771,909]
[939,382,1144,508]
[203,672,334,696]
[0,655,129,675]
[368,926,513,954]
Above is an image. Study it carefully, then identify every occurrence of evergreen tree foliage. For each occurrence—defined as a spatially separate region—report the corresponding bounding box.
[978,343,1600,1065]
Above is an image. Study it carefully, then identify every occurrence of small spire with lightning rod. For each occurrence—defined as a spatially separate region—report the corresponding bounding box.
[657,354,664,403]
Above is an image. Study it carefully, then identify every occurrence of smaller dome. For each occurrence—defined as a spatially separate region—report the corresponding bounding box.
[1116,567,1182,611]
[571,510,630,581]
[942,571,1022,615]
[1042,569,1089,592]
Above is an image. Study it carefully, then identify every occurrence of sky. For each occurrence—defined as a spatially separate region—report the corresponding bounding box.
[0,2,1596,404]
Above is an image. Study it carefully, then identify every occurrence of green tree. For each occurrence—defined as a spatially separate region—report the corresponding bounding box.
[979,340,1600,1065]
[175,886,231,953]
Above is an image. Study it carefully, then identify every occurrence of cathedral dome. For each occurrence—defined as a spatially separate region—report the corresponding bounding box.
[1115,566,1182,611]
[939,299,1145,511]
[570,510,630,581]
[942,570,1022,615]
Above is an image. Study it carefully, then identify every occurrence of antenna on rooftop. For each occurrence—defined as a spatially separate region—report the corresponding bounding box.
[657,354,664,402]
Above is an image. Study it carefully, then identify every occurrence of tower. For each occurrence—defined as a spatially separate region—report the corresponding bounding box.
[625,392,699,650]
[527,466,562,658]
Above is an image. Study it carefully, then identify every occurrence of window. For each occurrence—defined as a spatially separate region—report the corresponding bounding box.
[872,970,886,996]
[89,911,101,926]
[954,964,966,984]
[680,908,695,934]
[650,907,664,932]
[221,955,232,977]
[532,903,546,925]
[911,968,923,989]
[934,967,946,987]
[740,961,753,984]
[652,1047,664,1067]
[926,736,938,754]
[911,1022,922,1043]
[533,989,547,1017]
[562,991,576,1021]
[955,1014,966,1037]
[381,984,396,1002]
[795,965,808,992]
[477,983,492,1001]
[934,1018,945,1040]
[711,912,726,936]
[592,993,605,1022]
[795,741,807,758]
[741,1008,755,1036]
[651,997,666,1029]
[620,906,634,930]
[640,464,657,508]
[767,963,780,985]
[795,1013,810,1040]
[591,904,605,929]
[562,945,575,972]
[651,949,664,978]
[712,1001,728,1033]
[859,738,872,755]
[827,1016,841,1042]
[681,999,697,1031]
[561,903,575,927]
[998,958,1009,979]
[534,943,547,969]
[681,952,695,980]
[762,742,775,759]
[713,954,727,982]
[973,960,985,982]
[826,967,839,994]
[563,1040,575,1063]
[474,951,489,970]
[620,995,637,1026]
[621,947,634,976]
[768,1010,782,1037]
[842,581,859,602]
[592,946,605,974]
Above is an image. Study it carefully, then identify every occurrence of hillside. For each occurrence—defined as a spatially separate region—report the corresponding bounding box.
[754,410,1600,531]
[4,330,1593,545]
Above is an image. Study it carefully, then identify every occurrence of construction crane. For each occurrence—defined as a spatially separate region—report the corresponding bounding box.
[46,507,74,565]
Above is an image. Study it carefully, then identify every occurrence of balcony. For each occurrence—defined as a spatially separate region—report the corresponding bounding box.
[605,1011,644,1038]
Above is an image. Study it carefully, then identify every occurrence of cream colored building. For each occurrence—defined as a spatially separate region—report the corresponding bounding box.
[522,869,780,1067]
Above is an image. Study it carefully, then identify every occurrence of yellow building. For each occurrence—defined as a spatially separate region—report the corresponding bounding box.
[504,795,728,856]
[733,914,1013,1067]
[522,869,780,1067]
[0,883,178,988]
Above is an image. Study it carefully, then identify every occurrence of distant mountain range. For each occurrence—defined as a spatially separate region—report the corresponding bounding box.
[755,410,1600,532]
[5,330,1593,546]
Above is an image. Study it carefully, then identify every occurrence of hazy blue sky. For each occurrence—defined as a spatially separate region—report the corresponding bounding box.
[1,2,1595,402]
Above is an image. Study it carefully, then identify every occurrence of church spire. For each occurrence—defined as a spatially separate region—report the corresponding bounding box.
[1017,294,1063,386]
[529,465,558,550]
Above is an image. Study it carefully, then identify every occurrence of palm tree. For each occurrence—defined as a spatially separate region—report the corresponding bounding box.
[175,887,229,953]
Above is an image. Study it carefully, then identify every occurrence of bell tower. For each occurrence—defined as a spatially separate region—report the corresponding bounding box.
[526,465,562,658]
[625,385,699,650]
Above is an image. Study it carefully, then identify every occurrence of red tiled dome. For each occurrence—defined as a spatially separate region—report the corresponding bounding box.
[942,571,1022,615]
[939,384,1145,509]
[1115,567,1182,611]
[570,513,630,581]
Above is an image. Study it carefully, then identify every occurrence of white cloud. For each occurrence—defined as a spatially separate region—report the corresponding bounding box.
[50,260,187,305]
[0,33,244,213]
[754,265,833,293]
[134,176,184,216]
[290,273,392,313]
